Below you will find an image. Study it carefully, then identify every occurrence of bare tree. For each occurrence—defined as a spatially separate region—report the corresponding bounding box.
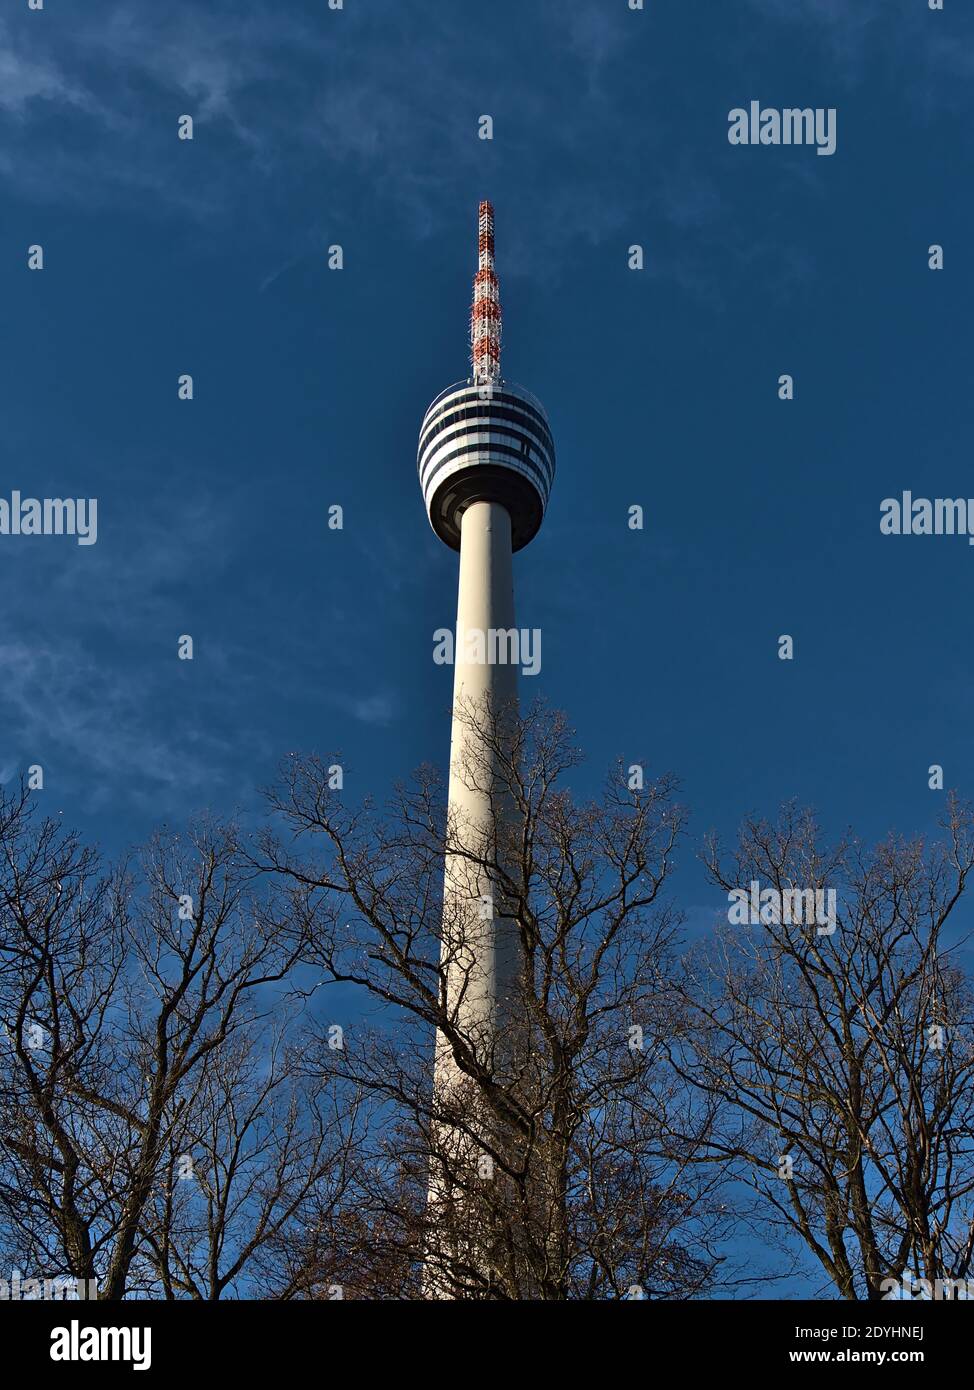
[139,1025,365,1299]
[0,791,312,1299]
[670,799,974,1300]
[0,784,125,1290]
[12,739,965,1303]
[259,699,743,1299]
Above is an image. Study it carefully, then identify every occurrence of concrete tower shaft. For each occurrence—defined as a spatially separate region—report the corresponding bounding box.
[433,498,519,1091]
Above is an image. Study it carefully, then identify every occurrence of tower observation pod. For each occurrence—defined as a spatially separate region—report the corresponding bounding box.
[418,201,555,554]
[419,203,555,1291]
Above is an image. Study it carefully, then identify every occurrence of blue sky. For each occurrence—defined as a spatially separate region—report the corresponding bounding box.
[3,2,973,931]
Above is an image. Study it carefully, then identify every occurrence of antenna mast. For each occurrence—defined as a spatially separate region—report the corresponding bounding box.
[470,200,502,384]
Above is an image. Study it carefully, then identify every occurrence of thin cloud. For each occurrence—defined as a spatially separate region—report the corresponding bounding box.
[0,21,92,115]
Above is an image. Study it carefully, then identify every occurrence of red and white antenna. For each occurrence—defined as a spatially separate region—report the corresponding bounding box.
[470,200,502,384]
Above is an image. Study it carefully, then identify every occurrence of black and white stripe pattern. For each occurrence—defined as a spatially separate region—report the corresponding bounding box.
[418,381,555,546]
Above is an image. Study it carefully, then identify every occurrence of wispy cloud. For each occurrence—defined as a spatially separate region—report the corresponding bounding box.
[0,474,439,811]
[5,0,970,233]
[341,692,400,728]
[0,0,677,272]
[0,19,92,115]
[0,498,256,813]
[742,0,974,97]
[0,638,237,808]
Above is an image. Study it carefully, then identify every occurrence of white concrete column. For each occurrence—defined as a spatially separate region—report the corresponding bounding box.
[436,499,518,1085]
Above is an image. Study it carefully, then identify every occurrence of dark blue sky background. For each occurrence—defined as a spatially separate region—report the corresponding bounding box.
[2,0,972,1291]
[5,0,971,871]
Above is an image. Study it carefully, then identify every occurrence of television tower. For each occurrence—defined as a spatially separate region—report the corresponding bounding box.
[418,202,555,1100]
